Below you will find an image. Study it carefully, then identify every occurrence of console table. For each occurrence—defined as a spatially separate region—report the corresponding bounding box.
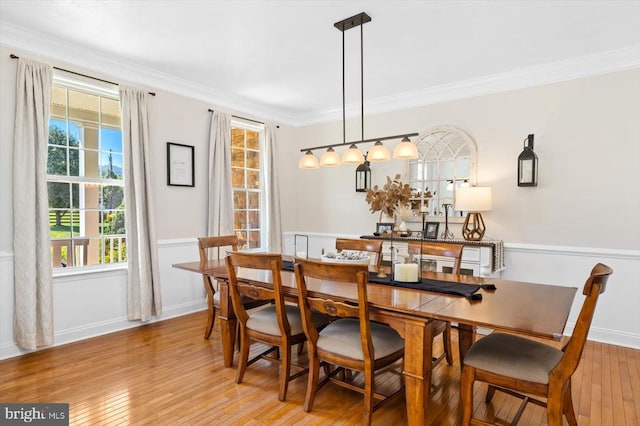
[360,235,505,278]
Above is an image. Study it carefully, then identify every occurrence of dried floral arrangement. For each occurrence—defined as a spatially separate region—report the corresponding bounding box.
[365,174,413,222]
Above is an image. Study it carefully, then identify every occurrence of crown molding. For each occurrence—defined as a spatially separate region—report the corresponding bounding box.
[296,45,640,126]
[2,21,638,128]
[0,21,300,126]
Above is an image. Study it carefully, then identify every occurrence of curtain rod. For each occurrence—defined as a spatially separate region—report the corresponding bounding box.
[208,109,279,128]
[10,54,156,96]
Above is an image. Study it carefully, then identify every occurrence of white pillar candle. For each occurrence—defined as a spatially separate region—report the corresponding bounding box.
[405,263,419,282]
[394,263,407,282]
[296,251,307,259]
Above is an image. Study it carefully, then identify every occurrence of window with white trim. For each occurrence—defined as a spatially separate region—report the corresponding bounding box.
[48,72,126,268]
[231,120,265,250]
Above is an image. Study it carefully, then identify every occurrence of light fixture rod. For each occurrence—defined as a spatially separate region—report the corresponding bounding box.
[361,21,364,142]
[342,29,346,145]
[299,132,419,153]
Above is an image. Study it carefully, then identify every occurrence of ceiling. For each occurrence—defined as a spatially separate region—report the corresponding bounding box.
[1,1,639,126]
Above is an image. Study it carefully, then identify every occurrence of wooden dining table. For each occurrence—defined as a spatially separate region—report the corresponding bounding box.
[173,258,577,426]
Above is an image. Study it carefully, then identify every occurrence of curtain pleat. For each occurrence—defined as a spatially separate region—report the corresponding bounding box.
[265,123,282,253]
[13,58,54,349]
[120,86,162,321]
[207,112,234,243]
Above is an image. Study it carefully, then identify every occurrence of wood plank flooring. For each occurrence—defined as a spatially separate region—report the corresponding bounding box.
[1,311,638,425]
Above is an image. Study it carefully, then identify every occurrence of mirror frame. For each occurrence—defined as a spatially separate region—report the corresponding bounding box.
[404,125,478,222]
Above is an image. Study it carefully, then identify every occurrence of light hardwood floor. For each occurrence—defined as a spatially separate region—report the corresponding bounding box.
[1,311,638,425]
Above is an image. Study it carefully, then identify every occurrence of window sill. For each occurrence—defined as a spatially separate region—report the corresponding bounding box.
[53,263,127,279]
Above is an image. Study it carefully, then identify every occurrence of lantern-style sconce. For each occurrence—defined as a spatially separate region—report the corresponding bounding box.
[355,155,371,192]
[518,134,538,187]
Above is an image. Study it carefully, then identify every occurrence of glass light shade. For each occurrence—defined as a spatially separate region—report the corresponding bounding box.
[319,147,341,167]
[454,186,492,212]
[298,151,319,169]
[341,144,365,165]
[392,136,419,159]
[368,141,390,162]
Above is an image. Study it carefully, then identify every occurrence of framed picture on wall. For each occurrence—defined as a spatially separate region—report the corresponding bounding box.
[424,222,439,239]
[167,142,195,187]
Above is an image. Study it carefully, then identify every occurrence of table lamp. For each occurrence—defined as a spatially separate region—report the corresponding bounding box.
[454,186,492,241]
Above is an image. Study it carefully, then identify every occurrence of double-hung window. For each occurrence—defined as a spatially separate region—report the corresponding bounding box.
[47,71,126,268]
[231,120,265,250]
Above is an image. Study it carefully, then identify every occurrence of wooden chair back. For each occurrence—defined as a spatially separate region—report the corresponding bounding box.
[407,241,464,275]
[197,235,238,267]
[294,259,372,362]
[225,252,289,335]
[553,263,613,381]
[335,238,384,272]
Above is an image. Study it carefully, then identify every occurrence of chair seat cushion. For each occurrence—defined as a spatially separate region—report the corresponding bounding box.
[317,318,404,361]
[463,332,563,384]
[247,305,329,337]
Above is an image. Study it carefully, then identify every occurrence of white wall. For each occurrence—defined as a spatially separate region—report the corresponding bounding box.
[280,69,640,251]
[1,44,639,359]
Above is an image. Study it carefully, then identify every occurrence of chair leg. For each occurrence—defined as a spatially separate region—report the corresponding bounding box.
[485,385,496,402]
[297,342,305,355]
[304,352,320,412]
[547,384,564,426]
[235,330,250,384]
[279,344,292,402]
[563,380,578,426]
[443,322,453,365]
[362,367,374,426]
[204,305,216,339]
[460,365,475,425]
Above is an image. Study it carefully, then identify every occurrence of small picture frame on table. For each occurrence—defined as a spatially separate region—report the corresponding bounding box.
[424,222,439,239]
[375,222,394,236]
[167,142,195,187]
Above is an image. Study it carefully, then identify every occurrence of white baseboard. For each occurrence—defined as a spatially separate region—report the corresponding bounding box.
[0,300,206,360]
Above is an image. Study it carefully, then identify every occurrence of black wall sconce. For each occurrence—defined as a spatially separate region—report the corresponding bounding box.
[355,154,371,192]
[518,134,538,187]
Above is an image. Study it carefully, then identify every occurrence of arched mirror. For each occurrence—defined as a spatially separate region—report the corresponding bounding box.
[406,126,477,221]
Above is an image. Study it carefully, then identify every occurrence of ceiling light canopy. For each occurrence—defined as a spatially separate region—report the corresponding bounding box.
[298,12,418,169]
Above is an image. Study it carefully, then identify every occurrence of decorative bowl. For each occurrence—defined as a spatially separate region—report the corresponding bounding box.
[321,252,371,264]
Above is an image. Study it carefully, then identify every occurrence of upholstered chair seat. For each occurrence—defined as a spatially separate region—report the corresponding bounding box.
[247,305,329,337]
[317,318,404,361]
[463,332,563,384]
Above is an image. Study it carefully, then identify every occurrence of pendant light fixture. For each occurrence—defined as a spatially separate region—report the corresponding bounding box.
[368,141,391,162]
[342,144,365,165]
[297,12,417,168]
[393,136,419,159]
[319,147,341,167]
[298,150,319,169]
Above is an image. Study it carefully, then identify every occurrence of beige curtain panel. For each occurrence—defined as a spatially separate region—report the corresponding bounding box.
[120,86,162,321]
[207,111,234,243]
[13,58,54,349]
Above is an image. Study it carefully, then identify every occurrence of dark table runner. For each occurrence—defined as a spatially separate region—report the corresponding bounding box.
[281,260,495,300]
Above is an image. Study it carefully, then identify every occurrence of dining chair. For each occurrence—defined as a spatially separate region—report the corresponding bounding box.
[226,251,330,402]
[197,235,266,339]
[407,241,464,367]
[294,258,405,425]
[460,263,613,426]
[335,238,384,272]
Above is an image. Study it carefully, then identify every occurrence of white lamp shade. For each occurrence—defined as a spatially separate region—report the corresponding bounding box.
[320,147,341,167]
[368,141,390,162]
[298,151,319,169]
[341,144,365,165]
[454,186,492,212]
[392,138,419,159]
